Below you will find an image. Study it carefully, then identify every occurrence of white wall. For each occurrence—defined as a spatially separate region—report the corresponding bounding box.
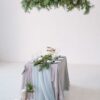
[0,0,100,64]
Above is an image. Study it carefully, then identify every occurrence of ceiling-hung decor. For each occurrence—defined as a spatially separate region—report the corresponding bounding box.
[21,0,93,14]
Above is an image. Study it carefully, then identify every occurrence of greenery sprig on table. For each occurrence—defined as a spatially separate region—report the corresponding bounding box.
[21,0,93,14]
[33,54,54,71]
[33,47,63,71]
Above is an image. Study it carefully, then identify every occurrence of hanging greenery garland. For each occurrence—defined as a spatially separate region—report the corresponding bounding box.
[21,0,93,14]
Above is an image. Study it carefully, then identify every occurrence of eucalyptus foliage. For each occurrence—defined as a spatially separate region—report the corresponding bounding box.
[26,83,34,93]
[21,0,92,14]
[33,54,53,71]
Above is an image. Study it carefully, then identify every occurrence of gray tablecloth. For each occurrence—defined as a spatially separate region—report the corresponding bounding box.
[22,56,69,100]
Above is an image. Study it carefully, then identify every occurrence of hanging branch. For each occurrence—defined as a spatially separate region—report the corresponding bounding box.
[21,0,93,14]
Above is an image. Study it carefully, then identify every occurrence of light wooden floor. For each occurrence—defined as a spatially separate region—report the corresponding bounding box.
[0,63,100,100]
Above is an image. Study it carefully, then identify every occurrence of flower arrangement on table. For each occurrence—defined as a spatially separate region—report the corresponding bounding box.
[33,47,60,71]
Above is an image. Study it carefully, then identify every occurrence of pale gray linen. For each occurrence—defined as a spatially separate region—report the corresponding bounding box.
[22,56,69,100]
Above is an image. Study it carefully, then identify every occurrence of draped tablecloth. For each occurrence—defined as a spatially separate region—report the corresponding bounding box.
[22,56,69,100]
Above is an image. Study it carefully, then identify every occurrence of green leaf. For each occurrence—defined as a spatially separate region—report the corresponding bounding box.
[43,0,50,5]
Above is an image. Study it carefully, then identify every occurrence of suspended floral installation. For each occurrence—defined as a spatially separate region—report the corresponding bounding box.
[21,0,93,14]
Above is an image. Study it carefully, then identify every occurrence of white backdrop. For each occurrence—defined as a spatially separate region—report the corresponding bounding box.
[0,0,100,64]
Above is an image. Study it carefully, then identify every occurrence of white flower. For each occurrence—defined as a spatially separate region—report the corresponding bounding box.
[38,57,42,60]
[47,60,51,63]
